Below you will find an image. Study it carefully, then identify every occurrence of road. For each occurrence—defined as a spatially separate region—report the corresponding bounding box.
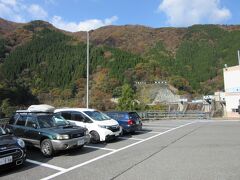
[1,119,240,180]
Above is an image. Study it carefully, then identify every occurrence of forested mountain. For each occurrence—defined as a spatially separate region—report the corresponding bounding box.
[0,18,240,113]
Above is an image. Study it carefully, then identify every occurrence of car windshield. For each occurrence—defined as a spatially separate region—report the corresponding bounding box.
[83,111,111,121]
[37,114,70,128]
[0,127,6,136]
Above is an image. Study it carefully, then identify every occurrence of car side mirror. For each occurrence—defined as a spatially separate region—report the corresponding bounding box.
[32,123,38,129]
[5,128,13,134]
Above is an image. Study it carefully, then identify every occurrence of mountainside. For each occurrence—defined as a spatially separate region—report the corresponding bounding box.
[1,18,240,111]
[74,25,186,54]
[0,18,22,35]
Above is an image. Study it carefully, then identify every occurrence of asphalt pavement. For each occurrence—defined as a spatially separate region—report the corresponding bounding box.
[1,119,240,180]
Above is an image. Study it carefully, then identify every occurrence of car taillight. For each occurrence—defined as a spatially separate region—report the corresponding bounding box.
[127,119,133,125]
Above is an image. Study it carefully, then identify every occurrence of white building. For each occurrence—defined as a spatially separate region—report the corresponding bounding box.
[214,92,225,102]
[223,65,240,118]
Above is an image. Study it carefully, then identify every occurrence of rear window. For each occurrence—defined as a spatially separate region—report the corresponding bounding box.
[107,112,128,120]
[106,113,118,120]
[117,113,128,120]
[129,112,140,120]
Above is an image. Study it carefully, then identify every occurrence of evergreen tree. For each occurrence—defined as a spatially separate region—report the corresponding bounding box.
[1,99,14,117]
[117,84,139,111]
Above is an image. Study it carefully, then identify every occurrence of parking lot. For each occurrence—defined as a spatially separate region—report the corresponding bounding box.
[1,119,240,180]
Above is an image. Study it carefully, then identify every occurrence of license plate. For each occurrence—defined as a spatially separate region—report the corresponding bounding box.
[0,156,13,165]
[77,139,84,146]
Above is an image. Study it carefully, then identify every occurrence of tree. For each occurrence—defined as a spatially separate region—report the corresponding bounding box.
[90,89,115,111]
[170,76,191,92]
[1,99,14,117]
[117,84,139,111]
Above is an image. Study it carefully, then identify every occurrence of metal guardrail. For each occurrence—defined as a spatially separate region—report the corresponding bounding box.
[138,111,211,120]
[0,118,9,127]
[0,111,211,125]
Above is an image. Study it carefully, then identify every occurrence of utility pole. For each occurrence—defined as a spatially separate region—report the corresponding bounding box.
[238,50,240,66]
[86,31,89,108]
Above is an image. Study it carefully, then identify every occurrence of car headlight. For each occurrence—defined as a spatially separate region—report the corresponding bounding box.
[56,134,70,140]
[17,139,25,148]
[98,125,108,129]
[85,130,89,135]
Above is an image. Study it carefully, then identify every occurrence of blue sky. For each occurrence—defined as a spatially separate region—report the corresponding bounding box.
[0,0,239,32]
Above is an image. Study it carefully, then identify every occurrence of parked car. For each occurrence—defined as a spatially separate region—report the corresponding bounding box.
[54,108,122,143]
[0,127,26,169]
[105,111,142,134]
[6,105,90,157]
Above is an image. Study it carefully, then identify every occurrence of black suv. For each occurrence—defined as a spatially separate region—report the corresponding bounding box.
[0,127,26,169]
[6,112,90,157]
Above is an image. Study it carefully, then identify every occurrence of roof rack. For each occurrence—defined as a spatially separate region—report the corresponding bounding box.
[16,104,55,114]
[15,111,53,114]
[28,104,55,112]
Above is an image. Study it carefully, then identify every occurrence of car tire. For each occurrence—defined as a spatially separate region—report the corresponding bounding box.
[90,131,100,144]
[41,139,54,157]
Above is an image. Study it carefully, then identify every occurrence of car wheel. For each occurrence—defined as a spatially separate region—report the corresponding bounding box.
[90,131,100,144]
[41,139,54,157]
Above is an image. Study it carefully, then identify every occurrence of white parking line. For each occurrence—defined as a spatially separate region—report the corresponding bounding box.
[41,121,196,180]
[118,137,144,141]
[143,126,172,129]
[26,159,66,171]
[85,145,116,151]
[143,123,183,127]
[198,120,240,122]
[136,131,162,134]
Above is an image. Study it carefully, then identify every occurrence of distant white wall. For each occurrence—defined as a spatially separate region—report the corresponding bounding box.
[223,66,240,117]
[225,93,240,112]
[224,66,240,92]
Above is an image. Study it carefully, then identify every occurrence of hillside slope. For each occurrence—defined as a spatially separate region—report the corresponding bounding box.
[1,18,240,110]
[74,25,186,54]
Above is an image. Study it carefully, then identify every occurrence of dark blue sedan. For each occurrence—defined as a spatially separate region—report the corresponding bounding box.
[106,112,142,134]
